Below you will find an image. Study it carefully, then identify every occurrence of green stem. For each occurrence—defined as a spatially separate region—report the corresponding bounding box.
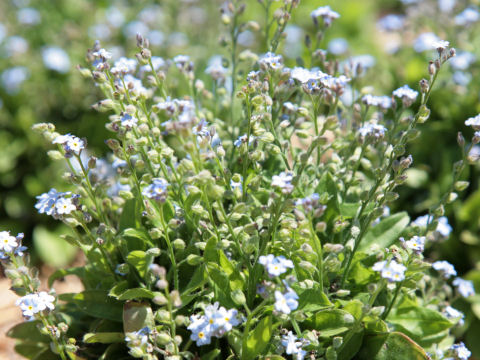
[156,202,179,291]
[382,281,403,320]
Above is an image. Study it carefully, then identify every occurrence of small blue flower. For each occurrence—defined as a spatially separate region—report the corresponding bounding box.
[259,254,294,277]
[274,289,299,314]
[230,178,242,191]
[453,278,475,298]
[449,342,471,360]
[142,178,169,201]
[372,260,406,282]
[432,260,457,279]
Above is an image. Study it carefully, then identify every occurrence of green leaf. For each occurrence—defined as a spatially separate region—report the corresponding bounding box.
[33,226,77,267]
[162,200,176,223]
[63,290,123,322]
[359,212,410,251]
[118,199,138,231]
[127,250,151,279]
[343,299,364,320]
[14,343,48,359]
[48,267,85,288]
[304,309,355,337]
[340,203,374,218]
[202,349,222,360]
[32,349,59,360]
[109,281,130,298]
[459,189,480,222]
[83,332,125,344]
[206,263,235,308]
[204,237,219,263]
[388,305,453,344]
[123,302,155,333]
[117,288,155,301]
[296,287,332,313]
[8,321,50,343]
[243,316,275,360]
[338,329,364,360]
[121,228,153,245]
[357,332,429,360]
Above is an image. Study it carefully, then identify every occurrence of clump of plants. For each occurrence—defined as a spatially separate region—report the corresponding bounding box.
[2,1,477,359]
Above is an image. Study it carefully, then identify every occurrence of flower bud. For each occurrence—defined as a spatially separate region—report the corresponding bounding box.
[172,239,186,250]
[152,294,168,305]
[186,254,203,265]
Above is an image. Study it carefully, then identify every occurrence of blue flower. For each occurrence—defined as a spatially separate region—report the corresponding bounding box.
[281,331,307,360]
[373,260,406,282]
[453,278,475,298]
[259,254,294,277]
[432,260,457,279]
[142,178,169,201]
[234,134,247,147]
[274,289,299,314]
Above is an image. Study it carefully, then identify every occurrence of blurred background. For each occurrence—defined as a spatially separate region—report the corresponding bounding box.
[0,0,479,358]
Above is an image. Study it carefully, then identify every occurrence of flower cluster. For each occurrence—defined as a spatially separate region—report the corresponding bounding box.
[187,303,240,346]
[35,188,79,219]
[16,292,55,319]
[259,254,294,277]
[52,133,85,156]
[372,259,407,282]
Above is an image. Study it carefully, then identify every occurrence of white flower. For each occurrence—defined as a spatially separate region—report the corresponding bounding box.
[55,197,76,215]
[142,178,169,200]
[52,133,85,155]
[274,289,299,314]
[230,178,242,191]
[35,189,78,219]
[92,48,112,59]
[438,0,456,13]
[377,14,405,31]
[404,236,425,253]
[37,292,55,311]
[187,303,240,346]
[455,7,479,26]
[0,231,18,253]
[272,171,294,193]
[296,193,321,212]
[259,254,294,277]
[413,32,440,52]
[450,342,471,360]
[358,123,387,139]
[259,52,283,70]
[120,113,138,129]
[281,331,307,360]
[290,67,324,84]
[311,6,340,26]
[373,260,406,282]
[16,292,55,319]
[451,52,475,72]
[436,217,452,237]
[205,55,228,81]
[465,114,480,129]
[453,278,475,298]
[393,85,418,103]
[16,294,41,318]
[42,47,70,73]
[111,57,137,75]
[432,260,457,279]
[328,38,349,55]
[362,94,392,109]
[431,39,450,51]
[443,306,464,326]
[412,215,452,238]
